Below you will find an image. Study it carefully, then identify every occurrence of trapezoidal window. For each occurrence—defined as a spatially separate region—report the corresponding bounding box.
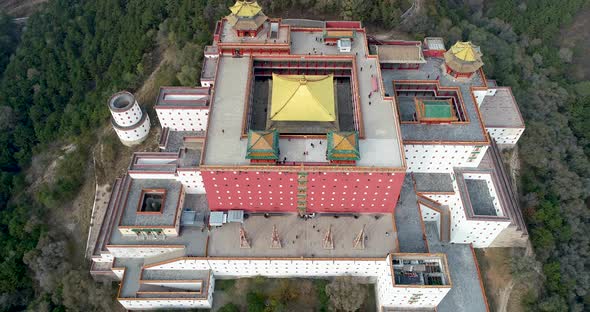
[137,189,166,214]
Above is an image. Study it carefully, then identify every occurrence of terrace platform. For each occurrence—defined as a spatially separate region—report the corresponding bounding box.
[207,213,397,258]
[218,20,289,45]
[426,223,487,312]
[413,173,454,193]
[120,179,183,227]
[479,87,524,128]
[203,56,251,166]
[380,57,488,143]
[464,179,497,216]
[203,29,404,168]
[395,176,428,253]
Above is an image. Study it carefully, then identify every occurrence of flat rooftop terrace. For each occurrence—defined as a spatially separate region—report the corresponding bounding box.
[479,87,524,128]
[381,57,488,142]
[109,194,209,256]
[201,57,218,80]
[218,20,289,45]
[141,268,210,281]
[120,263,211,299]
[203,56,250,166]
[207,213,397,258]
[203,30,404,168]
[290,30,402,168]
[156,87,209,107]
[163,130,205,152]
[425,223,487,312]
[119,179,182,227]
[464,179,497,216]
[413,173,454,193]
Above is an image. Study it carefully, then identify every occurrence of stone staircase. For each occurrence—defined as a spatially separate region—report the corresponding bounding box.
[297,172,308,215]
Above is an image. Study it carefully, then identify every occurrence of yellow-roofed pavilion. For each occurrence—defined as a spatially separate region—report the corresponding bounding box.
[443,41,484,78]
[270,74,336,122]
[226,1,267,36]
[229,0,262,17]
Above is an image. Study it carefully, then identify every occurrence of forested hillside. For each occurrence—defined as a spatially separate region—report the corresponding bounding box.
[0,0,230,310]
[0,0,588,311]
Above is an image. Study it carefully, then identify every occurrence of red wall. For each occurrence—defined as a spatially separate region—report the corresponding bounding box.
[325,21,362,29]
[202,171,298,212]
[306,172,405,213]
[202,170,405,214]
[423,49,444,58]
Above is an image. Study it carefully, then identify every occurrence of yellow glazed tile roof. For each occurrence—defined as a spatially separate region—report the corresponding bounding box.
[332,132,356,151]
[448,41,480,62]
[270,74,336,122]
[229,1,262,17]
[250,131,274,150]
[444,41,484,73]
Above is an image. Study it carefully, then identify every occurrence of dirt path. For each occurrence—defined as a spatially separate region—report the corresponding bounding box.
[401,0,422,23]
[497,279,515,312]
[82,42,171,258]
[84,183,112,259]
[476,248,526,312]
[135,44,176,106]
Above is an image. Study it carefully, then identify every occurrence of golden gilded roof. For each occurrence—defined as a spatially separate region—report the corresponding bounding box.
[449,41,481,61]
[246,130,279,160]
[333,133,355,150]
[270,74,336,122]
[226,13,267,30]
[327,131,360,160]
[250,131,273,150]
[444,41,484,73]
[229,1,262,17]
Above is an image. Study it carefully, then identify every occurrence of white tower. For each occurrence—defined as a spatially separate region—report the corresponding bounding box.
[108,91,151,146]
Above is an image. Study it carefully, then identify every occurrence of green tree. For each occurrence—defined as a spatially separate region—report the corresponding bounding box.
[325,277,368,312]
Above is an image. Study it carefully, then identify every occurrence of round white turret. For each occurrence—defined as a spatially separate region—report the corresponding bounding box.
[108,91,151,146]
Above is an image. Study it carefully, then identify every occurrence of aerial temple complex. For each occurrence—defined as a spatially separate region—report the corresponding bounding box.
[97,1,526,310]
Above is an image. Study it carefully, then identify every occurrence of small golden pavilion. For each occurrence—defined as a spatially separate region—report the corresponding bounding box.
[226,0,267,37]
[443,41,484,79]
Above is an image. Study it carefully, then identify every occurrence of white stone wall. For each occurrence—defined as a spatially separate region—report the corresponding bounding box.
[119,298,211,310]
[201,79,214,87]
[208,259,387,277]
[451,218,510,248]
[404,144,488,173]
[93,253,114,262]
[387,286,451,308]
[146,258,387,278]
[177,170,206,194]
[419,203,441,236]
[473,88,497,107]
[112,267,125,280]
[128,172,177,180]
[156,108,209,132]
[134,257,452,310]
[113,114,151,144]
[377,255,450,308]
[146,258,211,270]
[422,182,511,248]
[111,100,143,127]
[118,227,179,237]
[106,246,185,258]
[141,281,202,291]
[487,127,524,145]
